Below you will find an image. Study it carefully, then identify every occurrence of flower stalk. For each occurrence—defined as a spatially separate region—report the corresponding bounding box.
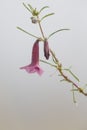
[37,15,45,39]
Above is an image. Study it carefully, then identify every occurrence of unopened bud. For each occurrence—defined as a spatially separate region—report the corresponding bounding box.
[44,40,50,60]
[31,17,38,24]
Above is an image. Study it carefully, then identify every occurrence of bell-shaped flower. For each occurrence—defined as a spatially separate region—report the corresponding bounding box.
[44,39,50,60]
[20,39,43,76]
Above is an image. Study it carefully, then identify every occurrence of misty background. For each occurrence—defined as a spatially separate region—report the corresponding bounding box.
[0,0,87,130]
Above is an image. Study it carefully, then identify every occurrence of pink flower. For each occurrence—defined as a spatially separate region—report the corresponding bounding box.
[44,40,50,60]
[20,39,43,76]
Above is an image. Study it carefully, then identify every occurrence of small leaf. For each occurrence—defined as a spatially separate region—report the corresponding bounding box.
[17,27,39,39]
[70,70,80,82]
[72,84,77,103]
[68,69,80,82]
[60,79,66,82]
[28,4,34,11]
[52,54,57,64]
[40,13,55,21]
[39,6,49,14]
[71,89,78,91]
[48,29,70,39]
[23,3,32,13]
[40,59,56,67]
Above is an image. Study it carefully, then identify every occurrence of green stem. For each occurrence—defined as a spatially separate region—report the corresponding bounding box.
[50,49,87,96]
[37,16,45,39]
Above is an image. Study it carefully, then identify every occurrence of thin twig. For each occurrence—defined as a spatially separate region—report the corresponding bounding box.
[49,49,87,96]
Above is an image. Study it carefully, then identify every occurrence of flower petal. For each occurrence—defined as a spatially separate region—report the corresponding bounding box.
[20,64,43,76]
[20,39,44,76]
[31,39,39,65]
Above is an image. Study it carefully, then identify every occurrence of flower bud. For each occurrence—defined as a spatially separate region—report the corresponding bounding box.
[44,40,50,60]
[31,17,38,24]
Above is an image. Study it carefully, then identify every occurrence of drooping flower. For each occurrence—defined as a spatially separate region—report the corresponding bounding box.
[44,39,50,60]
[20,39,43,76]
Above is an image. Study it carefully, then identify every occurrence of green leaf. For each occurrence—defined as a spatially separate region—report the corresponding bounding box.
[48,29,70,39]
[40,13,55,21]
[39,6,49,14]
[60,79,66,82]
[23,3,32,13]
[64,68,80,82]
[72,84,77,103]
[17,27,39,39]
[28,4,34,11]
[27,4,39,16]
[71,89,78,91]
[40,59,56,68]
[69,70,80,82]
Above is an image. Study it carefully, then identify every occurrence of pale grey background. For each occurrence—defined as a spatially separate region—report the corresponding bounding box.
[0,0,87,130]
